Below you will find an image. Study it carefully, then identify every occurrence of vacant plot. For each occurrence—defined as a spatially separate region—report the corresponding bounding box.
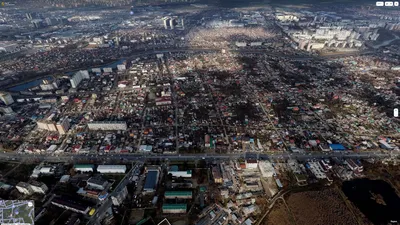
[286,189,358,225]
[263,199,291,225]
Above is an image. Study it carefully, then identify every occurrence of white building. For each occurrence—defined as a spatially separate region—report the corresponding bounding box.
[117,64,126,71]
[0,42,18,52]
[111,186,128,206]
[29,181,48,194]
[168,170,192,178]
[37,120,57,132]
[258,161,275,178]
[235,42,247,47]
[87,121,127,131]
[245,159,258,169]
[70,70,89,88]
[16,181,48,195]
[16,182,33,195]
[103,67,112,73]
[97,165,127,174]
[0,92,14,105]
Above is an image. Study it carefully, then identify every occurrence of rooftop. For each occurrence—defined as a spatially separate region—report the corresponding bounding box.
[162,204,187,210]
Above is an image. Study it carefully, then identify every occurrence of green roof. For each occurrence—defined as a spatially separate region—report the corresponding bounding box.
[199,186,207,192]
[165,191,192,196]
[74,164,94,168]
[187,170,192,174]
[136,217,151,225]
[162,204,187,210]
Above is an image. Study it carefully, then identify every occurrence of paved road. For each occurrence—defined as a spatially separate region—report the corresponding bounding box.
[87,162,139,225]
[0,150,395,164]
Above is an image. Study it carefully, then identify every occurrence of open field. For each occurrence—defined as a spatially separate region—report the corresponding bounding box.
[263,199,291,225]
[286,189,358,225]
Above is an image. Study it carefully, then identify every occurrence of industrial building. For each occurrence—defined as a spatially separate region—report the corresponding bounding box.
[162,204,187,214]
[0,92,14,105]
[168,165,192,178]
[87,121,127,131]
[74,164,95,173]
[97,165,127,174]
[165,191,192,199]
[31,165,56,178]
[51,197,90,214]
[143,167,160,193]
[87,176,108,190]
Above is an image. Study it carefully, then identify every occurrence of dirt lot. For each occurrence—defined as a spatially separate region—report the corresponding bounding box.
[263,199,291,225]
[286,189,358,225]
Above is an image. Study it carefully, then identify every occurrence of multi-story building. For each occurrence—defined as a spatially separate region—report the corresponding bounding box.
[36,120,57,132]
[56,117,70,135]
[40,79,59,91]
[111,186,128,206]
[0,92,14,105]
[87,121,127,131]
[51,197,90,214]
[70,70,89,88]
[16,182,33,195]
[212,166,223,184]
[28,180,48,194]
[87,176,108,191]
[16,181,48,195]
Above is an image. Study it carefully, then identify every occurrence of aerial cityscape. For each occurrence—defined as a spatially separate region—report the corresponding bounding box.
[0,0,400,224]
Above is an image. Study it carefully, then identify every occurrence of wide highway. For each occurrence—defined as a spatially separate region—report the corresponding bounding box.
[0,150,395,164]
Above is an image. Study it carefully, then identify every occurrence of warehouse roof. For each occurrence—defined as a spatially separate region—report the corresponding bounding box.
[74,164,94,169]
[329,144,346,151]
[165,191,192,197]
[97,165,127,170]
[162,204,187,210]
[144,170,159,190]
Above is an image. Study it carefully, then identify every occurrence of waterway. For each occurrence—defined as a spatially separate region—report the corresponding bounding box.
[342,178,400,225]
[8,76,54,92]
[8,58,126,92]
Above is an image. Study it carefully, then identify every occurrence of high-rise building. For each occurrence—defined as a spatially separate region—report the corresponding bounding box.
[169,18,175,29]
[0,92,14,105]
[163,18,171,30]
[26,13,32,20]
[70,70,89,88]
[56,117,70,135]
[111,186,128,206]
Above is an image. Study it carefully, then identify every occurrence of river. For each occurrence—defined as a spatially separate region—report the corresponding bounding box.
[342,178,400,225]
[8,59,126,92]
